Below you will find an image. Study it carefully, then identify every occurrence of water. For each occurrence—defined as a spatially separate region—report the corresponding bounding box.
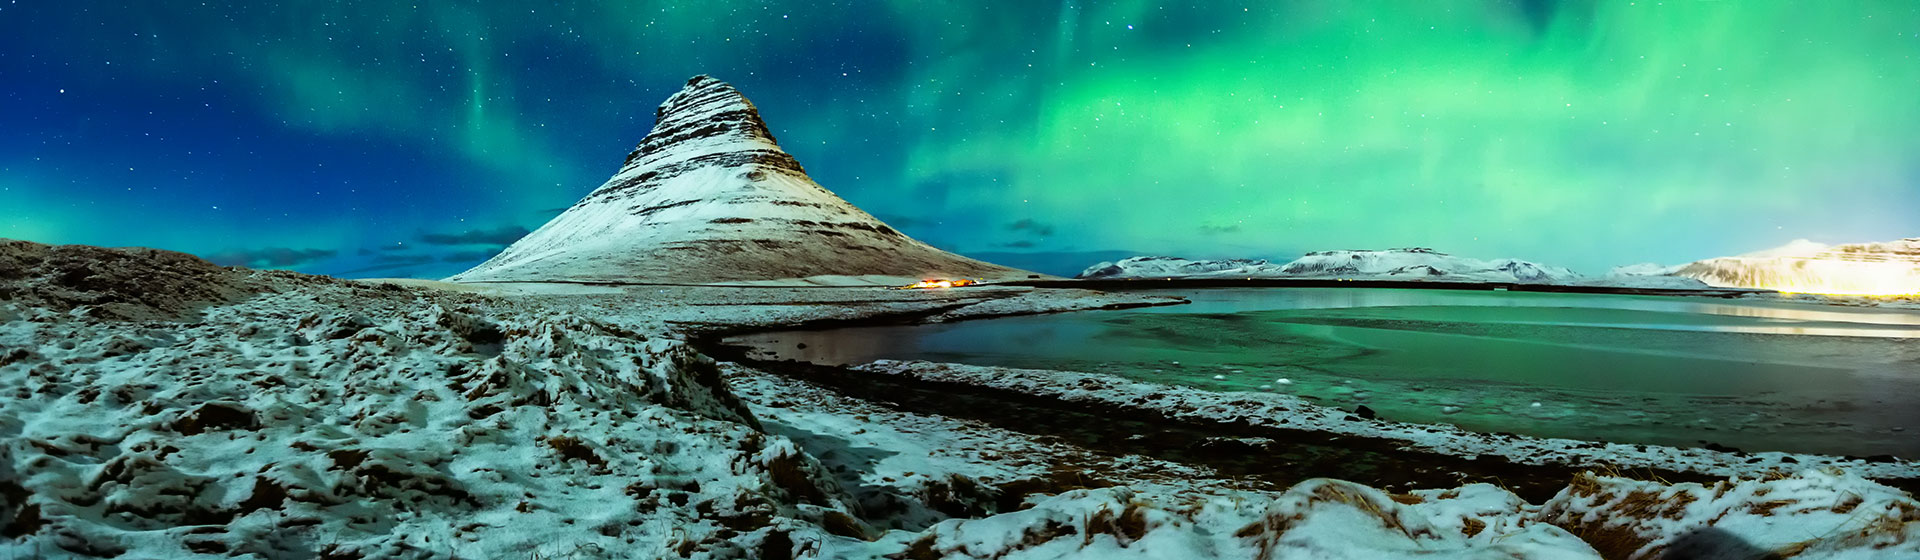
[729,288,1920,458]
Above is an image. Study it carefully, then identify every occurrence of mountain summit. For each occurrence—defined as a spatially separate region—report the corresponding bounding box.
[450,75,1027,284]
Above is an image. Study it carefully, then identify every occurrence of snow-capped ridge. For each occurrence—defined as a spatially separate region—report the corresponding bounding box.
[1079,248,1582,284]
[1609,262,1684,277]
[451,76,1028,285]
[1674,237,1920,295]
[1078,256,1274,279]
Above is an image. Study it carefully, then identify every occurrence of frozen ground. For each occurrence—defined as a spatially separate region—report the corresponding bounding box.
[4,239,1918,558]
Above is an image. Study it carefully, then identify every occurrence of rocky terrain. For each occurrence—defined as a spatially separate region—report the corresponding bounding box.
[6,240,1918,559]
[2,241,848,558]
[450,76,1028,286]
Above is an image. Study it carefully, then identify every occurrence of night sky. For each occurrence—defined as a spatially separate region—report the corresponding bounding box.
[3,1,1916,278]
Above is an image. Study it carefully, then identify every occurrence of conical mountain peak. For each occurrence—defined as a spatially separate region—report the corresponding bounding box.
[449,75,1030,285]
[621,75,782,171]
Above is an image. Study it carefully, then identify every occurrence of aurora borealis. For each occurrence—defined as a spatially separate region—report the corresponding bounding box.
[3,1,1916,278]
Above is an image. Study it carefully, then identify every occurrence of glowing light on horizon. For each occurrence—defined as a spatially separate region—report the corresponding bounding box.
[1679,256,1920,297]
[891,278,979,290]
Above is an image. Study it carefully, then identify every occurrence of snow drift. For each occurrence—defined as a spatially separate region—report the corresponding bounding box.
[449,76,1027,285]
[823,470,1920,559]
[0,242,851,558]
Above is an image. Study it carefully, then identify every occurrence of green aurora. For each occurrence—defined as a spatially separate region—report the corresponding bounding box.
[1,1,1915,276]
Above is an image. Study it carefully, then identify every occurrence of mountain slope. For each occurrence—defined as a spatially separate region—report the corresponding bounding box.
[1674,238,1920,295]
[450,76,1027,285]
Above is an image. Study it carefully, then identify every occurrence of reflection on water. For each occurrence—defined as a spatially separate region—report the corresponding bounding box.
[1135,288,1920,331]
[729,289,1920,457]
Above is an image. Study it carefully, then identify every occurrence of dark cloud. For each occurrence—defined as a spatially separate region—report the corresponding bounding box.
[441,248,504,263]
[418,225,530,246]
[371,252,434,264]
[340,254,437,275]
[1199,224,1242,235]
[203,247,338,269]
[1510,0,1595,36]
[1007,219,1054,237]
[355,244,412,256]
[997,240,1038,249]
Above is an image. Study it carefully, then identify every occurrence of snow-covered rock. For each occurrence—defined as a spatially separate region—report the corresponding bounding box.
[451,76,1028,285]
[8,240,1918,558]
[1541,469,1920,559]
[0,242,853,558]
[1078,248,1582,284]
[838,481,1604,559]
[825,470,1919,559]
[1674,238,1920,295]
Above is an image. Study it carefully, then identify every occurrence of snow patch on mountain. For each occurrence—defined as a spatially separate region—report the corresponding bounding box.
[1075,256,1284,279]
[1675,238,1920,295]
[1078,248,1582,284]
[1550,262,1714,290]
[451,76,1027,285]
[1609,262,1685,277]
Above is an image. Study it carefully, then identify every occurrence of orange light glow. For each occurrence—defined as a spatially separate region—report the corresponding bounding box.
[891,278,979,290]
[1680,256,1920,297]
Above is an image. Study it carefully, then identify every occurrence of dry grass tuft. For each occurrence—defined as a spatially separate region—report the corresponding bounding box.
[1748,500,1795,516]
[1461,517,1486,538]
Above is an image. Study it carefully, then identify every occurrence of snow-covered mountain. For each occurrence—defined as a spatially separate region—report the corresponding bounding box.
[1075,256,1285,279]
[1078,248,1583,284]
[1573,263,1714,290]
[450,76,1027,285]
[1673,238,1920,295]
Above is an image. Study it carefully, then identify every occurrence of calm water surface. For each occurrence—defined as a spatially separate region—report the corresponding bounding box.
[729,289,1920,457]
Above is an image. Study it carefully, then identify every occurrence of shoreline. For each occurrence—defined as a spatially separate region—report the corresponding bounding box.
[685,283,1919,497]
[1000,276,1771,298]
[6,238,1916,557]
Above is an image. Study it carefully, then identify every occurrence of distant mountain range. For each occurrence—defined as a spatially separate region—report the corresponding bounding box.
[958,250,1145,278]
[1077,248,1590,284]
[1073,238,1920,296]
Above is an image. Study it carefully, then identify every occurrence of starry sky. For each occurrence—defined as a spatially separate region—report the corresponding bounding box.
[3,1,1916,278]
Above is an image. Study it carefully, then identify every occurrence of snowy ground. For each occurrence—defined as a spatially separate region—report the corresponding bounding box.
[4,240,1918,558]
